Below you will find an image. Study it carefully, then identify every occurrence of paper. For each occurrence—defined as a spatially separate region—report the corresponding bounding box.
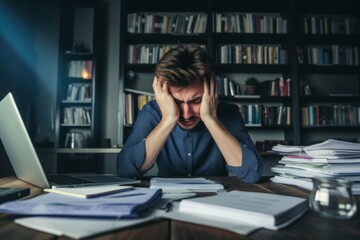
[44,185,133,198]
[272,139,360,158]
[280,161,360,174]
[150,177,224,192]
[0,188,162,218]
[15,210,163,239]
[163,210,260,235]
[271,175,360,195]
[270,139,360,195]
[178,190,308,230]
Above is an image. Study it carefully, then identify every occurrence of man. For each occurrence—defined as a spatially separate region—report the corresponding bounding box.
[117,45,262,183]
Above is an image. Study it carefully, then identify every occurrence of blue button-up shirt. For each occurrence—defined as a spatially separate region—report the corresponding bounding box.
[117,100,262,183]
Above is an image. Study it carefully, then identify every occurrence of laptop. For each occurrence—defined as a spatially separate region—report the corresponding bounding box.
[0,93,140,188]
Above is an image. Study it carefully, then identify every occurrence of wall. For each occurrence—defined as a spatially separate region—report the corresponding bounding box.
[0,0,61,176]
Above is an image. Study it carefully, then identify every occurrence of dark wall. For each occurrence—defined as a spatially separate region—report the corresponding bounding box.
[0,0,42,177]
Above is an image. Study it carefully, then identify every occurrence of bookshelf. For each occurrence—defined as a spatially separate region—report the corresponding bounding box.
[118,0,360,151]
[296,0,360,145]
[55,0,105,172]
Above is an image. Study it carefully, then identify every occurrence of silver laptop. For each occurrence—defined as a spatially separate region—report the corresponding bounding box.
[0,93,140,188]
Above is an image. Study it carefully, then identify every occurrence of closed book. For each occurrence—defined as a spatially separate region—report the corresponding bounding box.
[178,190,308,230]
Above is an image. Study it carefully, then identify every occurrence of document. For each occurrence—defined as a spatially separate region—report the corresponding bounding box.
[178,190,308,230]
[272,139,360,158]
[270,139,360,194]
[44,185,133,198]
[150,177,224,192]
[0,188,162,218]
[164,210,260,235]
[15,210,163,239]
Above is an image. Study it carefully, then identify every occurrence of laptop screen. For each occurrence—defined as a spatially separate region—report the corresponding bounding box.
[0,93,50,188]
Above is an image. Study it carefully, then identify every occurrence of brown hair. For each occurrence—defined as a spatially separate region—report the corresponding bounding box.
[154,45,213,87]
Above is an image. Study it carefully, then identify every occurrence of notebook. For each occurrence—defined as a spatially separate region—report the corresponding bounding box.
[0,92,140,188]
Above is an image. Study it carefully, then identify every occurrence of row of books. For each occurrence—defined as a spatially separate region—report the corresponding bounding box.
[260,78,291,97]
[218,76,291,97]
[219,45,287,65]
[218,76,242,96]
[234,103,291,126]
[301,16,360,35]
[213,13,287,34]
[65,83,92,102]
[270,139,360,195]
[298,46,359,66]
[127,45,174,64]
[62,107,91,125]
[127,13,207,34]
[67,60,93,79]
[124,93,155,125]
[302,105,360,127]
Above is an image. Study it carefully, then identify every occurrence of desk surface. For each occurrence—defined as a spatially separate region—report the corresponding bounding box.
[0,176,359,240]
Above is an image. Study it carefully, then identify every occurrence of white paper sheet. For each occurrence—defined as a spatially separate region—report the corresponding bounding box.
[15,211,162,239]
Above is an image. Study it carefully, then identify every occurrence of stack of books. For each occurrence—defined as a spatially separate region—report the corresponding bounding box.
[270,139,360,195]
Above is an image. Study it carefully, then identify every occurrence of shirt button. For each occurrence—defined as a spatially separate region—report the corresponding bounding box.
[187,153,191,157]
[188,132,191,136]
[188,173,191,176]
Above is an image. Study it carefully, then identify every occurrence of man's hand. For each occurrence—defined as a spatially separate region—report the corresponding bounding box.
[200,74,218,122]
[152,77,179,126]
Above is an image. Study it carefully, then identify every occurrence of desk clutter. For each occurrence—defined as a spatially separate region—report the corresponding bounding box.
[270,139,360,195]
[0,177,313,239]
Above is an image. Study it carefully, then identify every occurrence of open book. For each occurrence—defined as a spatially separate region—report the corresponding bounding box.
[178,190,308,230]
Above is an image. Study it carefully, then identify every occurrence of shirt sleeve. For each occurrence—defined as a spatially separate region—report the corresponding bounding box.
[116,101,159,178]
[226,144,262,183]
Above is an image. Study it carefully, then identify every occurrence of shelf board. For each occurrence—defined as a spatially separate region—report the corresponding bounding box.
[298,34,360,45]
[299,65,359,74]
[37,148,122,154]
[213,33,289,44]
[215,64,289,73]
[220,95,291,103]
[63,52,93,60]
[302,125,360,129]
[126,33,207,44]
[301,95,360,103]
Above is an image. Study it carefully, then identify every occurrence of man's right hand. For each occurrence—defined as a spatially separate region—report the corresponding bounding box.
[152,77,179,127]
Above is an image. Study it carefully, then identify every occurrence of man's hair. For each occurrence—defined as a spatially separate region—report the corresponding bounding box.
[154,45,213,87]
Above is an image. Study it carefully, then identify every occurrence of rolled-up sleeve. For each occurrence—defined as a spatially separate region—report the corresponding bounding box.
[117,101,160,178]
[227,144,262,183]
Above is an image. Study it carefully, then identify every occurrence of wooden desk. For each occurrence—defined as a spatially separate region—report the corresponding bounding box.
[0,177,359,240]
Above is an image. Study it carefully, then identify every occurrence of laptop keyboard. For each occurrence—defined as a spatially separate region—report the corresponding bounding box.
[47,174,94,185]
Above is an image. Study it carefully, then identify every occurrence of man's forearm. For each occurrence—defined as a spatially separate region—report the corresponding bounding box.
[202,117,243,167]
[141,119,176,171]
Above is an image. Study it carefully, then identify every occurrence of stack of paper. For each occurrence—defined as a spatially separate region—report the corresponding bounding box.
[0,188,162,218]
[149,177,224,193]
[177,190,308,230]
[270,139,360,194]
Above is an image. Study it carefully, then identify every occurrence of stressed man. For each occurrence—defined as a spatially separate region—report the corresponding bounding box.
[117,45,262,183]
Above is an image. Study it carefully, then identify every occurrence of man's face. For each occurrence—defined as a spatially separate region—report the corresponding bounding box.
[169,80,204,130]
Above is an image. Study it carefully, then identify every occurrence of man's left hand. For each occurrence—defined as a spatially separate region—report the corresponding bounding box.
[200,74,218,122]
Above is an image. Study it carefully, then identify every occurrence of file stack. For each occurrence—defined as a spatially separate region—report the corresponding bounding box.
[270,139,360,195]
